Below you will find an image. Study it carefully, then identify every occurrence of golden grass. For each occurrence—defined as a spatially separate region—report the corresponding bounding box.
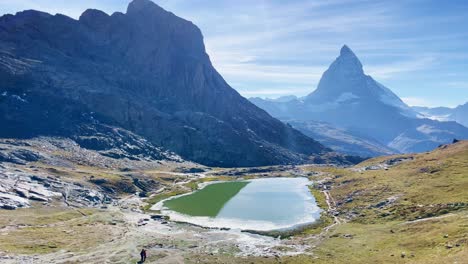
[0,207,122,254]
[282,141,468,263]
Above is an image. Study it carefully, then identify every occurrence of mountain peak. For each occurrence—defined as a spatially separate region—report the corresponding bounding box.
[340,45,354,56]
[127,0,165,15]
[329,45,363,75]
[306,45,372,101]
[307,45,416,118]
[79,9,110,28]
[337,44,361,65]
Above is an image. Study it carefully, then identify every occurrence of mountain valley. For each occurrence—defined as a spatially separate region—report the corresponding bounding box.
[0,1,467,263]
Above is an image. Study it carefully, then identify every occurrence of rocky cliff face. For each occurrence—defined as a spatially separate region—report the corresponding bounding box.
[0,0,329,167]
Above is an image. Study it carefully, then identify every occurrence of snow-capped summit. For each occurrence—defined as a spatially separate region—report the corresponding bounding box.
[306,45,416,117]
[334,44,364,74]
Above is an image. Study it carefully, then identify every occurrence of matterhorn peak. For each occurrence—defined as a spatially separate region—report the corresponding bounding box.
[340,45,354,56]
[326,44,364,77]
[305,45,368,101]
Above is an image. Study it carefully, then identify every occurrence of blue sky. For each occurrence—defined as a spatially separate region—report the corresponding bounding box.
[1,0,468,107]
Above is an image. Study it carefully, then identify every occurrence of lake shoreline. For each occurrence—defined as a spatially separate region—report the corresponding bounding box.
[156,177,322,232]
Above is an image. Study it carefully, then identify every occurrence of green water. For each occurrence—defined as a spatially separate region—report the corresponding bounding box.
[163,181,249,217]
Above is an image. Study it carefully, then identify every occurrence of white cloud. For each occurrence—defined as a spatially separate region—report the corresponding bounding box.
[366,57,436,79]
[445,81,468,89]
[237,87,312,97]
[401,97,435,107]
[215,63,325,85]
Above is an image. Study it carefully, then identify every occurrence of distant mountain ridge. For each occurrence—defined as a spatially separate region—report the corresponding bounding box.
[0,0,340,167]
[250,45,468,155]
[248,96,398,157]
[413,103,468,128]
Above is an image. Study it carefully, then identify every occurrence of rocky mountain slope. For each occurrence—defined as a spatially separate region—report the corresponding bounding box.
[0,0,330,167]
[251,46,468,155]
[283,120,397,157]
[0,135,194,210]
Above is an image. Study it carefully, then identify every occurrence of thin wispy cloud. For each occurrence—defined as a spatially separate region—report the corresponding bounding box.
[366,57,437,80]
[402,97,441,108]
[445,81,468,89]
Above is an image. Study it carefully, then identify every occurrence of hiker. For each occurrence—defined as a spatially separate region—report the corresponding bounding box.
[140,248,147,262]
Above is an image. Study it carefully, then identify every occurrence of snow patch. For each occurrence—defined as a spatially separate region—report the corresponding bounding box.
[416,125,451,135]
[335,92,359,103]
[158,211,320,231]
[417,112,451,122]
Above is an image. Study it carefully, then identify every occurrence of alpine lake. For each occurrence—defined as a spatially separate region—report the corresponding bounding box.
[158,177,322,232]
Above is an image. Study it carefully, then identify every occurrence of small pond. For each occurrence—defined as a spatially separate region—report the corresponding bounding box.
[159,177,321,231]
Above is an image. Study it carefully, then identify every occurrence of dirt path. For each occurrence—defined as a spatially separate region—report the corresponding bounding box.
[301,188,344,251]
[321,190,345,233]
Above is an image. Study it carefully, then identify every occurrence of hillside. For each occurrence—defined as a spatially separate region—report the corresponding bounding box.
[0,135,466,263]
[291,140,468,263]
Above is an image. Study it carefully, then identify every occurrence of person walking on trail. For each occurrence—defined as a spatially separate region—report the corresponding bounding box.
[140,248,147,262]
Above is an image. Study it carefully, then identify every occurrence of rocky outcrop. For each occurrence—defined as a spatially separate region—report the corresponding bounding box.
[0,0,330,167]
[0,193,30,210]
[0,168,110,209]
[0,148,42,165]
[72,124,180,161]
